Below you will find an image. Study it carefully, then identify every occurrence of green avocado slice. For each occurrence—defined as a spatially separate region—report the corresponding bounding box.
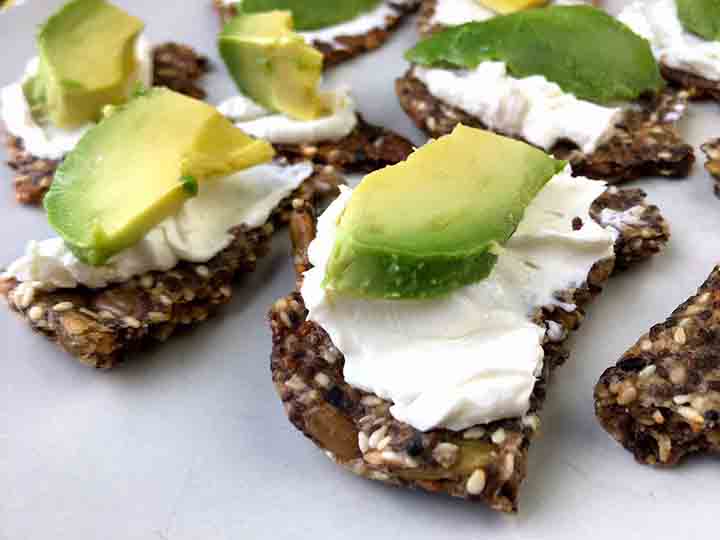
[676,0,720,41]
[44,88,275,266]
[234,0,383,31]
[405,5,664,104]
[24,0,144,129]
[322,125,567,300]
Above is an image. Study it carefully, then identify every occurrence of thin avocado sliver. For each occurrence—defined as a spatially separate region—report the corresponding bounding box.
[236,0,383,30]
[676,0,720,41]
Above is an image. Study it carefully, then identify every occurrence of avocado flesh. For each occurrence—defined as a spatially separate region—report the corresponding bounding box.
[25,0,144,129]
[44,88,275,266]
[406,5,664,104]
[676,0,720,40]
[475,0,548,14]
[237,0,383,31]
[323,125,566,300]
[218,11,328,121]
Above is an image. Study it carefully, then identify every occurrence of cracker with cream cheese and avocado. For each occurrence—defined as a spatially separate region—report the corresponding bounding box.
[616,0,720,104]
[214,0,420,67]
[269,126,671,512]
[0,88,344,368]
[399,5,694,184]
[595,265,720,467]
[217,11,414,174]
[1,0,210,205]
[417,0,602,38]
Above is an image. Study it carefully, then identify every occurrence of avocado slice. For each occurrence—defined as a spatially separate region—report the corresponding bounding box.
[323,125,566,300]
[218,11,328,121]
[236,0,383,31]
[406,5,664,104]
[24,0,145,129]
[44,88,275,266]
[475,0,548,14]
[676,0,720,40]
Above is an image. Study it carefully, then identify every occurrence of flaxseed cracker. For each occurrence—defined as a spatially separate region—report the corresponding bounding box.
[269,186,669,512]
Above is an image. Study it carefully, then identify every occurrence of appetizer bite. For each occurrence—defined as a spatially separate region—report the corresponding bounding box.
[217,11,414,173]
[213,0,421,67]
[618,0,720,103]
[418,0,599,37]
[397,6,695,184]
[595,267,720,466]
[1,0,209,204]
[270,126,670,512]
[1,88,342,369]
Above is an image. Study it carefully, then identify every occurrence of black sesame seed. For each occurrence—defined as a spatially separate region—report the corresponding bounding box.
[617,356,647,372]
[572,217,583,231]
[406,434,424,457]
[326,386,348,411]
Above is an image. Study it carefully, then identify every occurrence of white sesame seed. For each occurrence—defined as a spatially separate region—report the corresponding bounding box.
[148,311,169,323]
[220,286,232,297]
[313,372,331,388]
[521,415,541,431]
[358,432,370,454]
[463,427,486,440]
[361,395,382,407]
[432,443,459,468]
[677,406,704,424]
[640,339,653,352]
[466,469,487,495]
[638,365,657,379]
[491,428,507,445]
[376,436,392,452]
[28,306,44,321]
[123,316,141,329]
[673,394,691,405]
[52,301,74,312]
[285,374,307,392]
[15,284,35,309]
[140,275,154,289]
[368,425,388,449]
[195,265,210,278]
[380,451,404,465]
[159,295,173,306]
[673,327,687,345]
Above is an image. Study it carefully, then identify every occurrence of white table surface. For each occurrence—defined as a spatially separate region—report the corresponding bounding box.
[2,1,720,539]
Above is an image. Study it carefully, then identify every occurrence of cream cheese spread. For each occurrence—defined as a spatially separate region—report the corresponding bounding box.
[413,63,621,155]
[0,36,154,160]
[5,162,314,290]
[217,89,358,145]
[301,166,615,432]
[429,0,590,28]
[618,0,720,81]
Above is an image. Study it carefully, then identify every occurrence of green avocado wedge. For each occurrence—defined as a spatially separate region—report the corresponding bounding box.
[234,0,383,31]
[677,0,720,41]
[45,88,275,266]
[24,0,144,129]
[405,5,664,104]
[322,125,567,300]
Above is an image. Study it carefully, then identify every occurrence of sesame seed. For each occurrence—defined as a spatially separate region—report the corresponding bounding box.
[358,432,369,454]
[52,301,74,312]
[148,311,169,323]
[285,374,306,392]
[182,289,195,301]
[220,286,232,298]
[123,316,141,329]
[491,428,507,445]
[291,198,304,209]
[313,372,330,388]
[638,365,657,379]
[466,469,487,495]
[159,295,173,306]
[463,427,486,440]
[432,443,459,468]
[368,425,388,449]
[670,365,688,385]
[521,415,541,431]
[640,339,653,352]
[617,386,638,406]
[361,395,382,407]
[140,275,154,289]
[16,284,35,309]
[677,406,704,425]
[195,265,210,278]
[28,306,44,321]
[673,327,687,345]
[380,451,404,466]
[376,436,392,452]
[673,394,691,405]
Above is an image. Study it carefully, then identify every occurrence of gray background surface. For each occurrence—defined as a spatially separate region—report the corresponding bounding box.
[1,1,719,538]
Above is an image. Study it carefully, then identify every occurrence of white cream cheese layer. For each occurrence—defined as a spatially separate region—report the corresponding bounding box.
[414,63,621,154]
[5,162,313,290]
[429,0,590,28]
[217,89,358,144]
[301,166,615,432]
[0,36,154,160]
[619,0,720,81]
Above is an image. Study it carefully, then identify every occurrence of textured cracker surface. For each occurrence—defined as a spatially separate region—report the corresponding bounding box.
[701,139,720,197]
[595,266,720,466]
[269,186,670,513]
[396,70,695,184]
[1,167,343,369]
[4,42,210,205]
